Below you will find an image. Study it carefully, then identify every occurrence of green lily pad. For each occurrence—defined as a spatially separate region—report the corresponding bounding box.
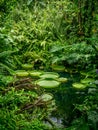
[29,71,43,78]
[41,93,53,102]
[72,83,86,89]
[52,65,65,72]
[40,72,59,79]
[15,70,29,77]
[57,77,68,83]
[80,78,94,84]
[36,79,60,88]
[22,64,33,69]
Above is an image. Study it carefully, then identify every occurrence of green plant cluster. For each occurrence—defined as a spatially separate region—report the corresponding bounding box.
[0,88,50,130]
[0,74,57,130]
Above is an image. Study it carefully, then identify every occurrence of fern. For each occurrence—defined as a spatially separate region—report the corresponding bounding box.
[0,63,15,75]
[50,42,96,68]
[0,51,15,58]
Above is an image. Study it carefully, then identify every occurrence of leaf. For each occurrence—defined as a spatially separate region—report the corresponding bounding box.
[39,72,59,79]
[72,83,87,89]
[51,65,65,72]
[27,0,33,6]
[15,70,29,77]
[22,64,33,70]
[0,63,15,75]
[0,51,15,58]
[36,79,60,88]
[29,71,43,78]
[41,93,53,102]
[50,44,64,53]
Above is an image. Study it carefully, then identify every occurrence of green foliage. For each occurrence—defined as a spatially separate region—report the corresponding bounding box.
[0,86,55,130]
[50,41,97,69]
[74,85,98,130]
[0,109,49,130]
[0,28,17,76]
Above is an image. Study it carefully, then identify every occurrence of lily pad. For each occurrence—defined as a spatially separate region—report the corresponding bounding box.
[57,77,68,83]
[29,71,43,78]
[80,78,94,84]
[72,83,86,89]
[15,70,29,77]
[41,93,53,102]
[36,79,60,88]
[22,64,33,69]
[52,65,65,72]
[40,72,59,79]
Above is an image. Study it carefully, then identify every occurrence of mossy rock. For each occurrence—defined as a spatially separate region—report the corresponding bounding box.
[72,83,87,89]
[51,65,65,72]
[36,79,60,88]
[15,70,29,77]
[39,72,59,79]
[41,93,53,102]
[22,64,33,70]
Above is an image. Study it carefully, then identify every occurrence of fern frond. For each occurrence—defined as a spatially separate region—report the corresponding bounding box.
[0,63,15,75]
[0,51,15,58]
